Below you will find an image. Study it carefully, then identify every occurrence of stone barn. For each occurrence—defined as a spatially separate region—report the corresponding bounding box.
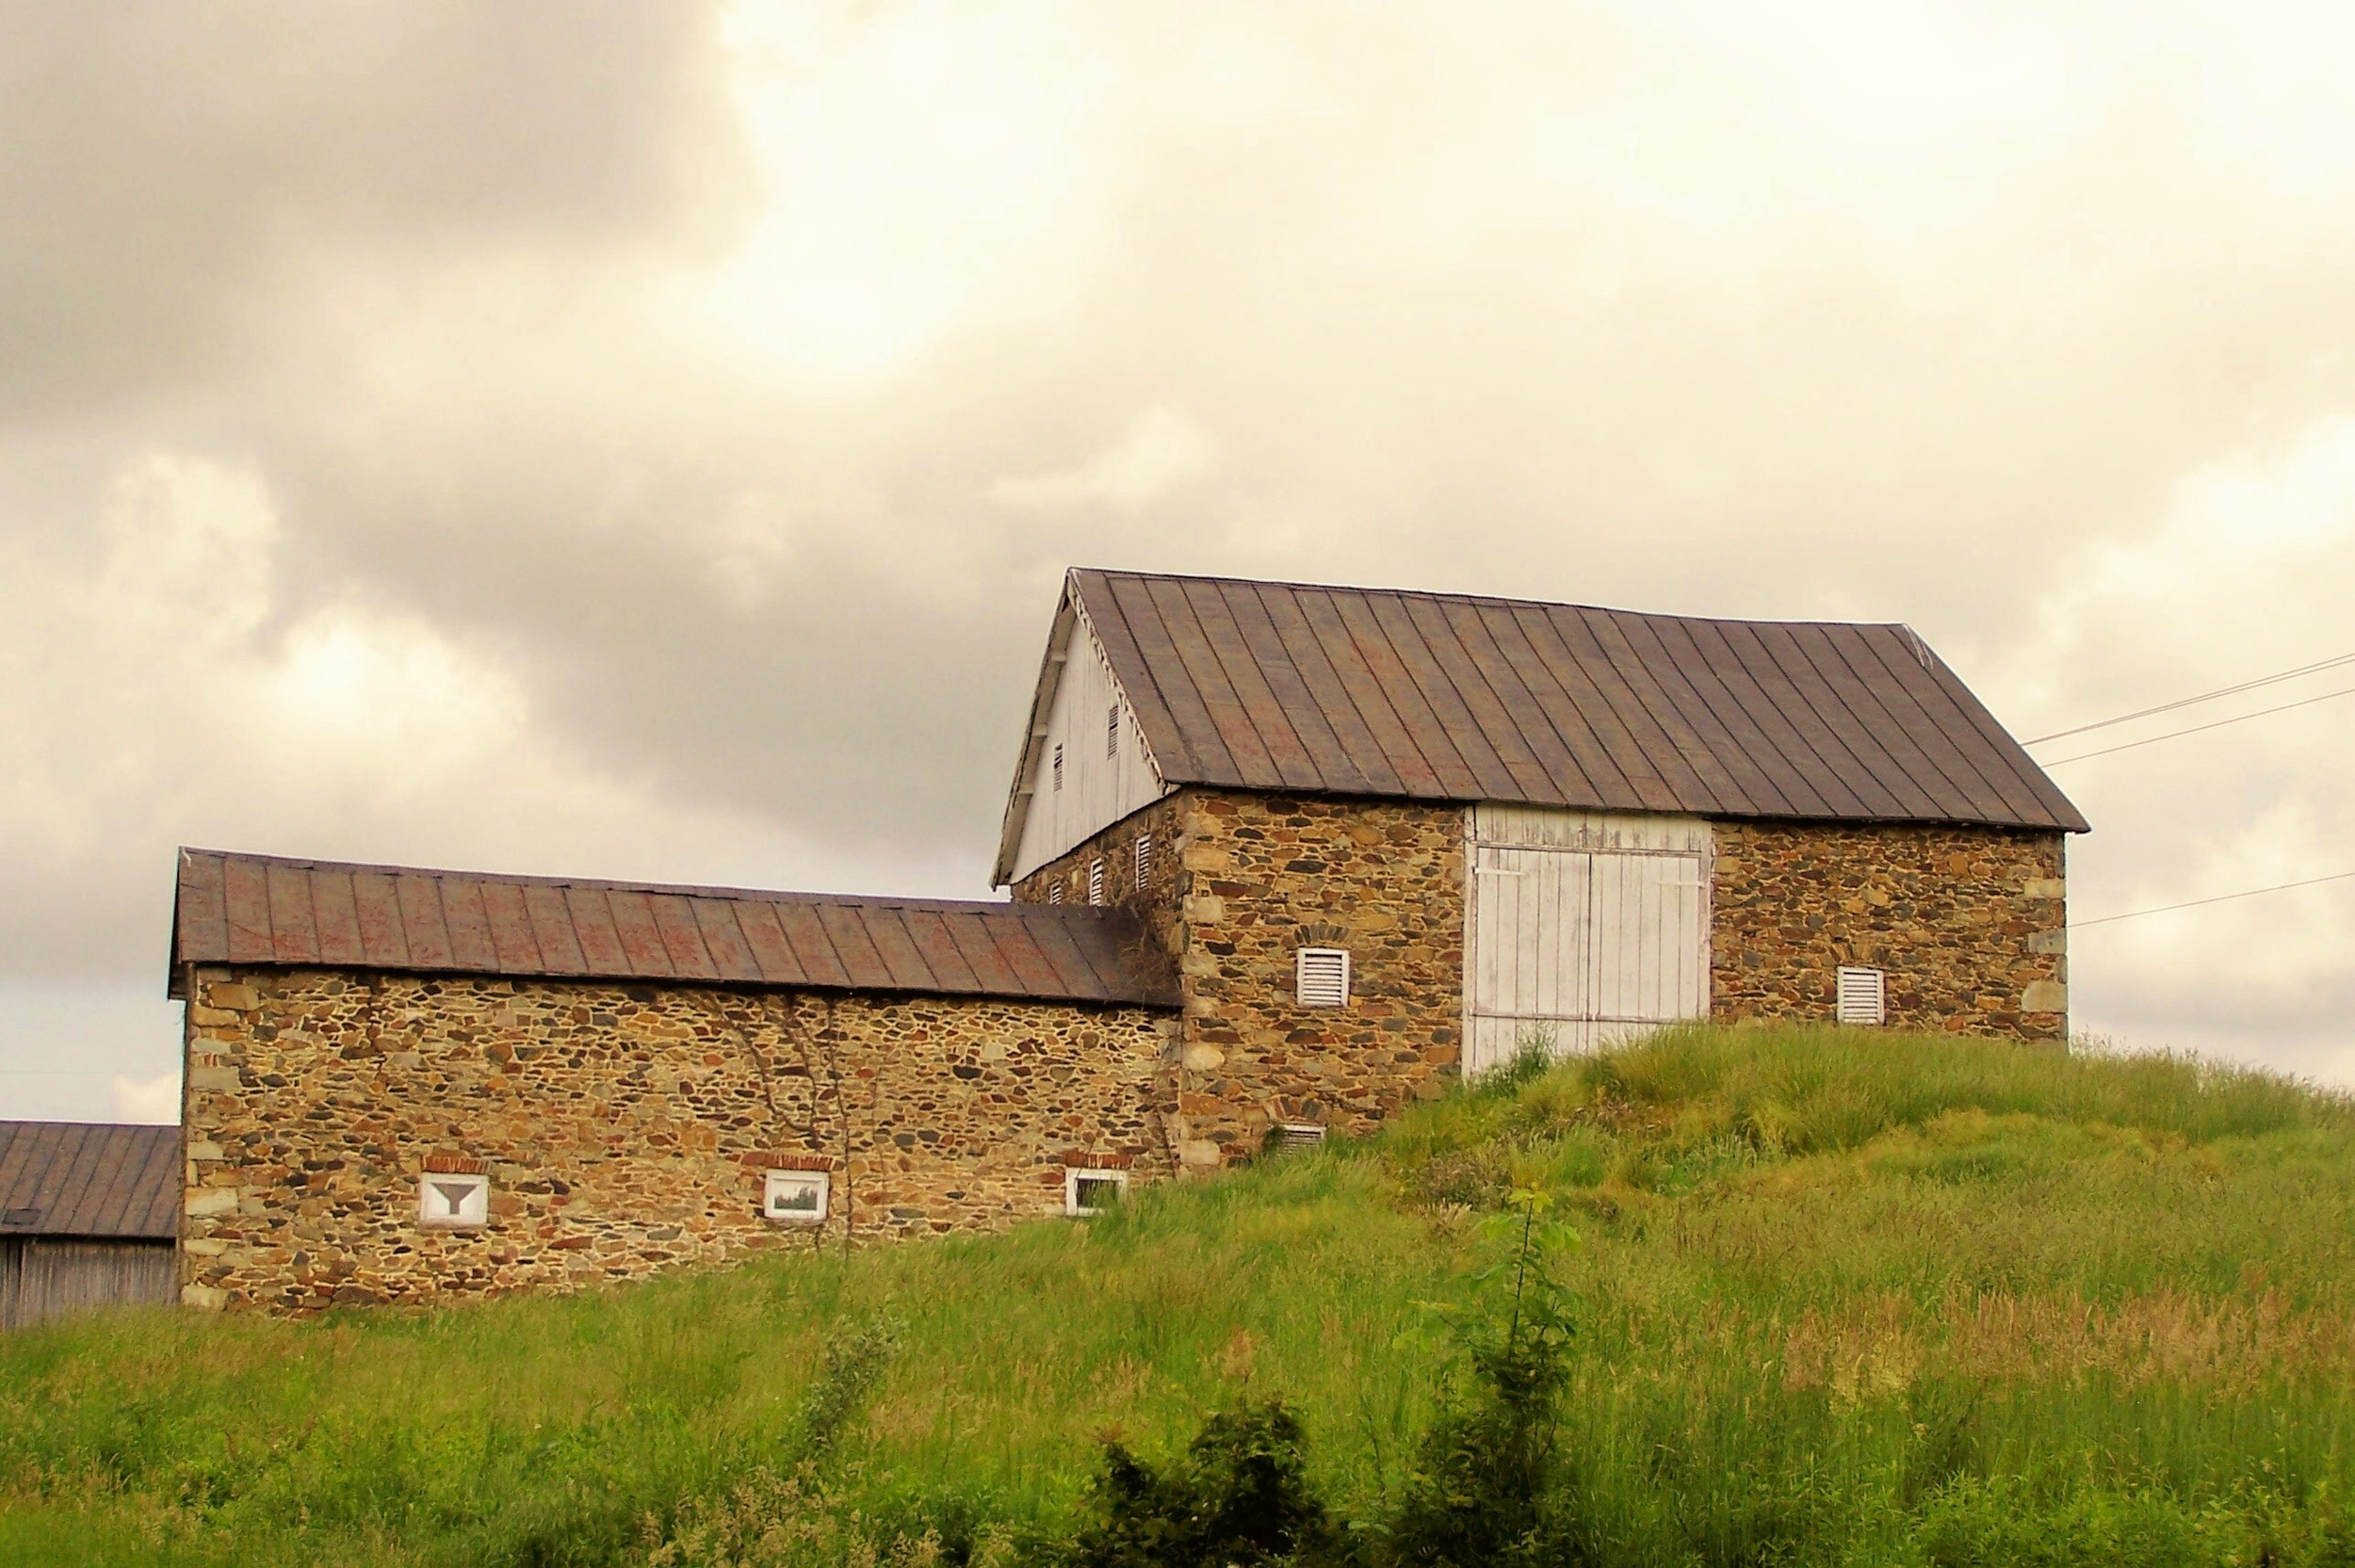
[995,571,2087,1165]
[169,567,2085,1311]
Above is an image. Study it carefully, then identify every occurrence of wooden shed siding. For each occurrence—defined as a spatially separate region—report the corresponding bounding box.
[1,1238,175,1331]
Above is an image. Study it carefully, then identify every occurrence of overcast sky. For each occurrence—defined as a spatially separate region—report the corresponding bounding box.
[5,0,2353,1123]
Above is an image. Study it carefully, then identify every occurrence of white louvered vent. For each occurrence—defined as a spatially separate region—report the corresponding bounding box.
[1107,703,1121,758]
[1295,947,1351,1009]
[1276,1123,1327,1153]
[1836,966,1887,1026]
[1134,833,1153,884]
[1088,860,1105,905]
[1048,882,1065,905]
[1052,743,1064,792]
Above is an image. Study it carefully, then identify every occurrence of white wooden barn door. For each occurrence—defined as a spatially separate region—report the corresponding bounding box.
[1464,807,1712,1074]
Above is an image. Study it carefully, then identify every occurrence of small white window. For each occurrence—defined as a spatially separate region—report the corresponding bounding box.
[1295,947,1351,1009]
[1052,743,1064,792]
[1275,1123,1326,1153]
[1065,1167,1129,1216]
[1088,859,1105,905]
[1048,882,1065,905]
[1134,833,1153,884]
[1107,703,1121,759]
[417,1172,490,1230]
[1837,966,1887,1026]
[764,1168,831,1225]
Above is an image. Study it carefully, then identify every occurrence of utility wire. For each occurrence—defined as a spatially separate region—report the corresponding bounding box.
[2072,868,2355,929]
[2036,684,2355,767]
[2023,651,2355,746]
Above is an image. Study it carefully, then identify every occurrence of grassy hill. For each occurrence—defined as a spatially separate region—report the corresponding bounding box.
[7,1024,2355,1566]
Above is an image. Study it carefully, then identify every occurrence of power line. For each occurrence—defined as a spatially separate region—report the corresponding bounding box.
[2022,651,2355,746]
[2036,684,2355,767]
[2071,868,2355,929]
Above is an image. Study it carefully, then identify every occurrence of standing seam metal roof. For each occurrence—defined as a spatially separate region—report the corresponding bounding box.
[1062,568,2086,833]
[0,1122,178,1241]
[169,850,1179,1008]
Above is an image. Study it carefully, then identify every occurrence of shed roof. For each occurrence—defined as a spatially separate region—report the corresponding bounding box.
[0,1122,178,1241]
[996,570,2084,878]
[169,850,1178,1009]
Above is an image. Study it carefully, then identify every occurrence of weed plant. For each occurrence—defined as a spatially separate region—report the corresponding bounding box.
[6,1024,2354,1565]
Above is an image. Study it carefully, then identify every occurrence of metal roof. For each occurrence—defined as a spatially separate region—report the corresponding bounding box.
[169,850,1179,1008]
[1047,567,2086,836]
[0,1122,178,1241]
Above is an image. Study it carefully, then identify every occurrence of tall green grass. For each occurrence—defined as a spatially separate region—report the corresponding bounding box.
[6,1025,2353,1565]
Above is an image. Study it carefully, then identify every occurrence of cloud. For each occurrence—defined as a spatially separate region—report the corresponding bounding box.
[110,1072,179,1125]
[5,0,2355,1114]
[990,406,1222,513]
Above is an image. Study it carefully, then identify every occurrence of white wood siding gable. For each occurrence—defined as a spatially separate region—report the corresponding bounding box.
[999,596,1169,884]
[1463,806,1712,1072]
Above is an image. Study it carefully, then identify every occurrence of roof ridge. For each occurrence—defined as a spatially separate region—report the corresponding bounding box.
[1071,566,1909,632]
[174,848,1099,915]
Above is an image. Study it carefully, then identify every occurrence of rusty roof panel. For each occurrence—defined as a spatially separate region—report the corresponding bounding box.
[939,910,1021,993]
[546,885,608,970]
[264,860,318,964]
[603,889,672,979]
[815,903,893,989]
[173,849,229,978]
[222,855,274,964]
[730,901,806,987]
[309,869,368,967]
[171,852,1176,1007]
[900,909,983,994]
[857,907,937,991]
[394,875,455,970]
[439,879,499,974]
[690,899,764,984]
[479,881,544,973]
[0,1122,177,1241]
[772,901,852,989]
[1061,570,2086,836]
[648,894,719,981]
[349,872,410,969]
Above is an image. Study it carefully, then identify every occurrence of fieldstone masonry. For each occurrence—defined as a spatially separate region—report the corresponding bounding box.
[1015,795,2071,1172]
[1015,788,1467,1165]
[179,968,1172,1312]
[1710,821,2070,1040]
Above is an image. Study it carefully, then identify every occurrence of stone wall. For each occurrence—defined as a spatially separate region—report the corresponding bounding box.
[1015,788,1466,1165]
[1709,821,2070,1040]
[178,968,1175,1313]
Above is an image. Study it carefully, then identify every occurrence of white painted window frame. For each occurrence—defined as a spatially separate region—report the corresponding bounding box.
[763,1168,831,1225]
[1064,1167,1129,1217]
